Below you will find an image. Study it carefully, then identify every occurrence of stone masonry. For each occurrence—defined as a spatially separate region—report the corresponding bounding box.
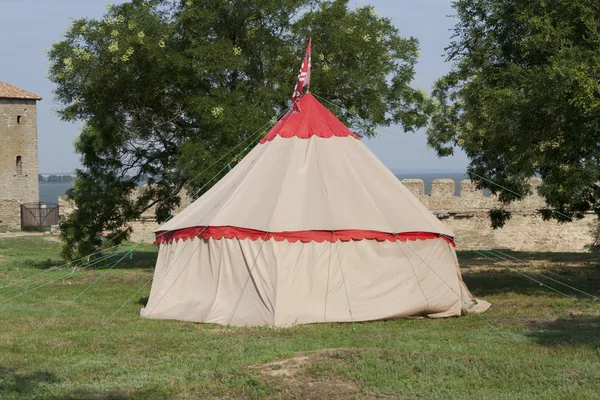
[58,187,193,243]
[0,199,21,229]
[0,82,42,230]
[403,178,595,252]
[59,177,596,252]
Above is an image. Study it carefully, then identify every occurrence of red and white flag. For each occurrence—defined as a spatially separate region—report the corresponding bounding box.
[291,38,311,106]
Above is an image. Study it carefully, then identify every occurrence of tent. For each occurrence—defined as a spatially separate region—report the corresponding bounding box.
[141,93,490,327]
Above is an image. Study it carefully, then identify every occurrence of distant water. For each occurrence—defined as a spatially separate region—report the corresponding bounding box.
[38,172,469,203]
[40,183,72,204]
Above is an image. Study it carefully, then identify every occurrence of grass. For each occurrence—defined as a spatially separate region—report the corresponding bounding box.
[0,227,22,234]
[0,237,599,399]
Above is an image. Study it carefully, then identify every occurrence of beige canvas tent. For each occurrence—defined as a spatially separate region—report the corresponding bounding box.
[141,92,490,327]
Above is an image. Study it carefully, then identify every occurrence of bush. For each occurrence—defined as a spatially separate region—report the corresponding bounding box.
[586,219,600,253]
[22,226,50,233]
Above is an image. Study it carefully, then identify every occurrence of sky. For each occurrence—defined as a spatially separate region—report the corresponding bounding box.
[0,0,469,174]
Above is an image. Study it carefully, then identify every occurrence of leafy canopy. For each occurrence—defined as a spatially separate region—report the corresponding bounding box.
[428,0,600,228]
[49,0,430,259]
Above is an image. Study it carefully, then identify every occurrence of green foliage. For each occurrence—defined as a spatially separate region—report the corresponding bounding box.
[48,0,430,260]
[428,0,600,229]
[488,208,511,230]
[587,219,600,253]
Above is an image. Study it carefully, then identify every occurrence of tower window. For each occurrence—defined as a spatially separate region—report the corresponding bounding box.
[17,115,22,124]
[16,156,23,175]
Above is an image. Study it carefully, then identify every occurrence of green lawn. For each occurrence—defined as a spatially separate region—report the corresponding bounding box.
[0,237,599,399]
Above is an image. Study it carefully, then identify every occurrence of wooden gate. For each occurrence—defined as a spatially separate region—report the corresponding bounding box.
[21,202,59,229]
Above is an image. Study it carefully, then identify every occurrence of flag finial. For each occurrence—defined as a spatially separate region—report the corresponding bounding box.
[291,38,312,106]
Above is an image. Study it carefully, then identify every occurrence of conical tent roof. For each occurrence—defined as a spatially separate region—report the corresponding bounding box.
[144,92,490,327]
[157,93,454,242]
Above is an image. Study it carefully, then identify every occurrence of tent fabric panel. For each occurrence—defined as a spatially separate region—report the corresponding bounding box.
[141,237,489,327]
[141,236,276,326]
[274,238,468,326]
[156,136,454,236]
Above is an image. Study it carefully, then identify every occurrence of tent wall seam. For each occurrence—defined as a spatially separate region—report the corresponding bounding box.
[393,232,431,313]
[223,231,270,333]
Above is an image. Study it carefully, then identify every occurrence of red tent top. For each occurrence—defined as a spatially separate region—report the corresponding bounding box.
[260,93,360,143]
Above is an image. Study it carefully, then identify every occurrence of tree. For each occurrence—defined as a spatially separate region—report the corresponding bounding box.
[428,0,600,229]
[588,222,600,252]
[48,0,431,259]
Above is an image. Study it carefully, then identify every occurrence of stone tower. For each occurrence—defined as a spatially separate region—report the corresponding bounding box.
[0,82,41,227]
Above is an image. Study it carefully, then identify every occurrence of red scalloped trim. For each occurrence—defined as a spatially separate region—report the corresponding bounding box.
[260,93,360,143]
[154,226,455,247]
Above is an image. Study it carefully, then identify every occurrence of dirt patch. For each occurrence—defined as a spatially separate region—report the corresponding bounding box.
[252,349,364,399]
[261,355,311,377]
[0,232,44,240]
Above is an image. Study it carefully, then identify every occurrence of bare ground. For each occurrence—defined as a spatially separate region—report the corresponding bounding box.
[252,349,367,399]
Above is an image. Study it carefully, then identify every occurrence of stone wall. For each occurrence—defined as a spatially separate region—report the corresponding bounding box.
[0,98,40,204]
[0,98,40,230]
[57,196,75,219]
[58,178,596,252]
[402,178,595,252]
[402,178,547,212]
[0,199,21,230]
[58,187,191,243]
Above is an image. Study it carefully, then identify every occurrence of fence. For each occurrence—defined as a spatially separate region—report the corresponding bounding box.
[21,202,59,229]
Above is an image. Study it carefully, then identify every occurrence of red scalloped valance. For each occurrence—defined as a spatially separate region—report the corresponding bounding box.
[154,226,455,247]
[259,93,360,143]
